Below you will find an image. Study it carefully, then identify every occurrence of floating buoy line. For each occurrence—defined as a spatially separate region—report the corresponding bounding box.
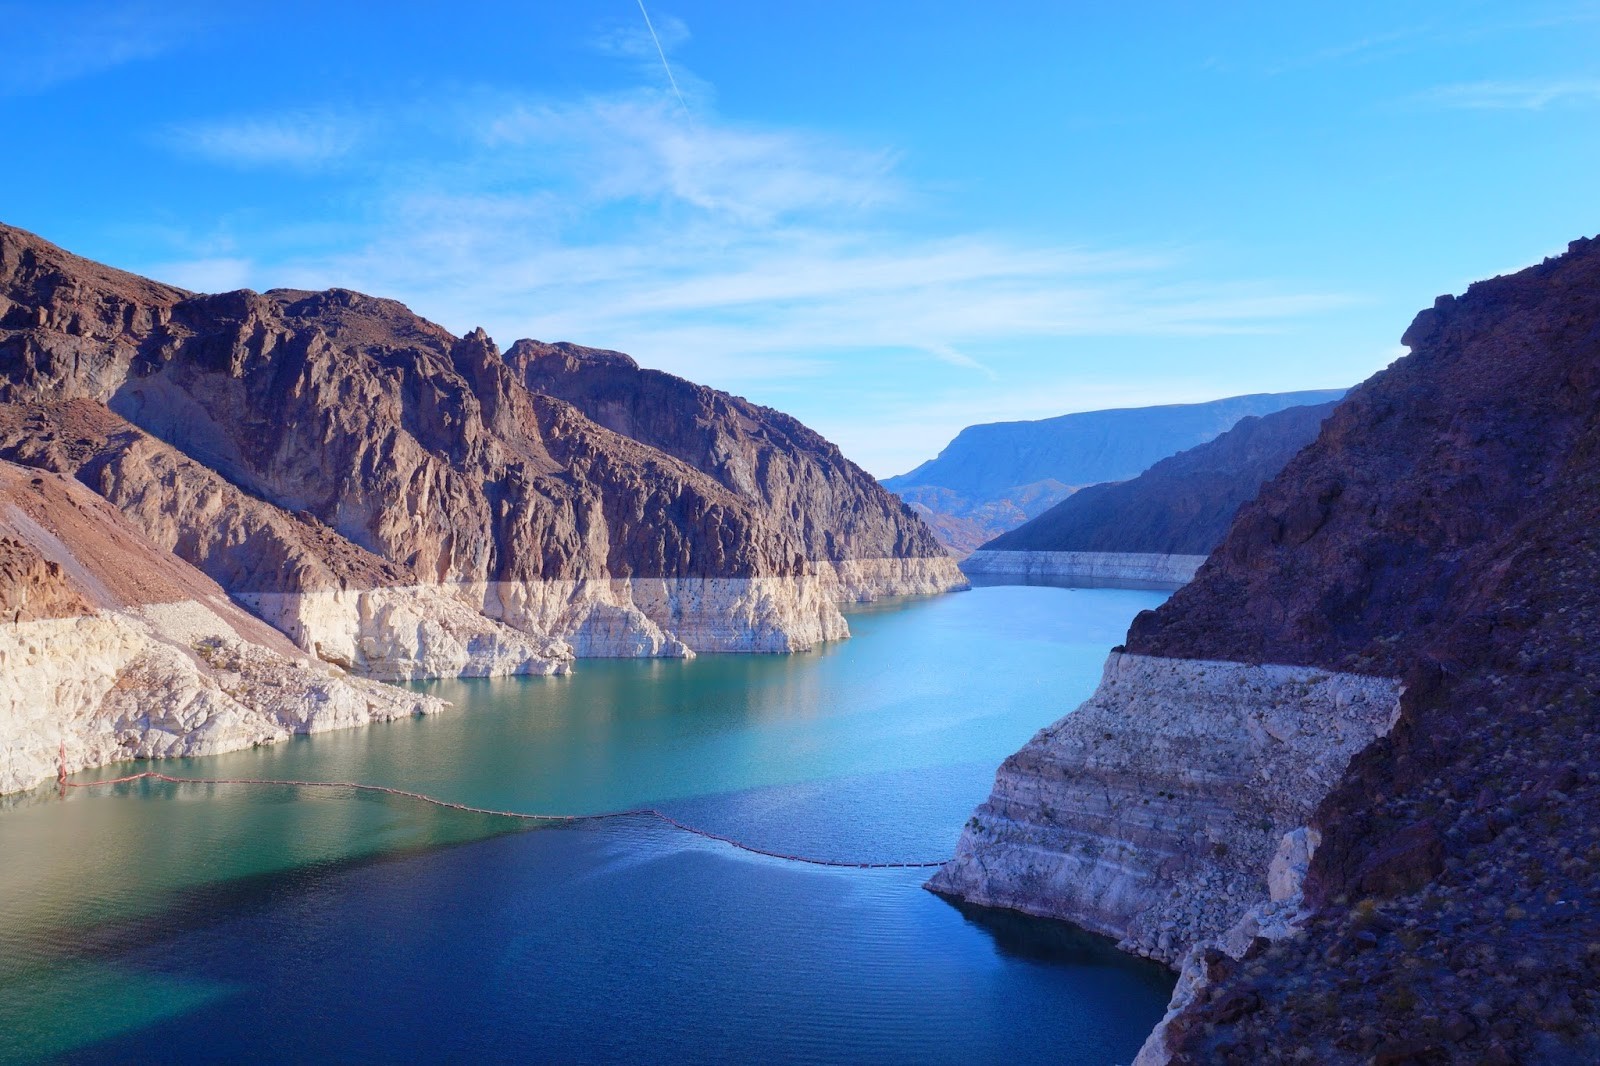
[60,767,947,870]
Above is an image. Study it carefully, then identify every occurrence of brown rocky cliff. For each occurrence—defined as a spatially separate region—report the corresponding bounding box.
[0,223,952,585]
[509,338,948,564]
[1128,247,1600,675]
[0,399,411,595]
[0,535,94,622]
[1121,237,1600,1063]
[0,222,961,669]
[0,458,296,653]
[0,456,443,794]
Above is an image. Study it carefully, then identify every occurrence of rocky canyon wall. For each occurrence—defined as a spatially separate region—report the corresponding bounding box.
[934,238,1600,1063]
[927,653,1400,964]
[0,224,963,685]
[0,221,963,792]
[0,462,440,794]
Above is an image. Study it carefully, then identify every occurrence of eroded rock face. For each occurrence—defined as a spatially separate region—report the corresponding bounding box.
[0,461,440,793]
[1153,238,1600,1065]
[0,222,961,791]
[511,340,948,568]
[0,223,962,676]
[939,237,1600,1063]
[927,653,1400,965]
[0,400,570,680]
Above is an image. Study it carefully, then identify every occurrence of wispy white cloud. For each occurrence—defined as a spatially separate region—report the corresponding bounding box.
[592,10,689,60]
[154,86,1352,390]
[0,1,192,95]
[169,110,364,168]
[483,96,899,223]
[150,40,1355,470]
[1266,24,1437,75]
[145,255,254,292]
[1415,77,1600,110]
[923,343,996,378]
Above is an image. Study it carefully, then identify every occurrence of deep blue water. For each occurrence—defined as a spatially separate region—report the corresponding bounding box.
[0,586,1175,1064]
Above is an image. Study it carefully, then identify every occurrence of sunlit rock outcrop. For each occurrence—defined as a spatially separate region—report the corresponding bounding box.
[0,462,440,794]
[0,223,963,680]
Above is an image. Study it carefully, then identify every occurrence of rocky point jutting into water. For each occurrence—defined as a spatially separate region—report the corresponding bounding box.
[0,223,962,792]
[931,238,1600,1063]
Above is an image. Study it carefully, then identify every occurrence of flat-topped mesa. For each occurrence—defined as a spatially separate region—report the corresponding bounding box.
[934,237,1600,1063]
[0,223,963,674]
[0,460,441,794]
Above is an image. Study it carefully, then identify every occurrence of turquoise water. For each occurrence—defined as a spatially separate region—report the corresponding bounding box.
[0,586,1174,1064]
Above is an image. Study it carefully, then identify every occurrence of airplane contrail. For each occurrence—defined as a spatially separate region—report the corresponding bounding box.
[636,0,689,113]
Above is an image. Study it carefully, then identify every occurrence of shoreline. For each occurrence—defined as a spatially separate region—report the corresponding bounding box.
[959,549,1206,591]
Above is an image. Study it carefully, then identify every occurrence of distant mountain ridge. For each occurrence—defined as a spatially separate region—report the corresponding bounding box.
[981,400,1340,555]
[882,389,1346,554]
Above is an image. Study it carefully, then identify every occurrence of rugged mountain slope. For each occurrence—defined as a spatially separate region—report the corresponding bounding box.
[0,223,963,682]
[932,238,1600,1064]
[0,400,563,679]
[982,400,1338,556]
[882,390,1344,554]
[0,459,439,794]
[511,340,945,579]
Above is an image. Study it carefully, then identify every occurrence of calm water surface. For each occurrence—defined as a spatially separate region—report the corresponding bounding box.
[0,586,1175,1064]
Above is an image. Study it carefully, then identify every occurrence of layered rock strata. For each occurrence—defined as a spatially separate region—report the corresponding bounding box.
[928,653,1400,964]
[0,400,570,680]
[0,461,440,794]
[958,550,1205,590]
[934,237,1600,1063]
[0,223,962,681]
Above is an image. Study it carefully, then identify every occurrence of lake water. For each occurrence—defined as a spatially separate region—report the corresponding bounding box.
[0,586,1175,1065]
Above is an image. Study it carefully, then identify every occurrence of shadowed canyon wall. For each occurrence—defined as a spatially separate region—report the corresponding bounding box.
[933,237,1600,1064]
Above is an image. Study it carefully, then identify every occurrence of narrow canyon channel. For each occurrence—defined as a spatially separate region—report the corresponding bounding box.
[0,586,1176,1064]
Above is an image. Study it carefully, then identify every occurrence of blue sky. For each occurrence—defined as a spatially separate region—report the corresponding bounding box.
[4,1,1598,475]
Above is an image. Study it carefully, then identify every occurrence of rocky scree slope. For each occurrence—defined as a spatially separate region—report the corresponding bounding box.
[0,459,438,794]
[934,238,1600,1065]
[882,389,1344,554]
[0,223,962,682]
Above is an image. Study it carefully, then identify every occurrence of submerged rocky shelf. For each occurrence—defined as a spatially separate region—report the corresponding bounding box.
[933,237,1600,1063]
